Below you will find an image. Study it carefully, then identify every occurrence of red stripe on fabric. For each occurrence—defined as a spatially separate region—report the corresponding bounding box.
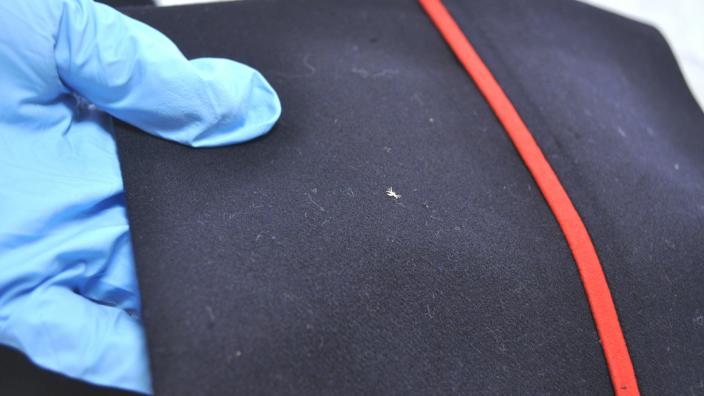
[418,0,640,394]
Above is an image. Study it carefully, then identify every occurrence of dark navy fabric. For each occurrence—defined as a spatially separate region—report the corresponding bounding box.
[109,0,702,395]
[444,1,704,394]
[0,345,137,395]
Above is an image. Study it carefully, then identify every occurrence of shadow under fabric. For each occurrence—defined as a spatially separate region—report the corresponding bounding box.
[111,0,703,394]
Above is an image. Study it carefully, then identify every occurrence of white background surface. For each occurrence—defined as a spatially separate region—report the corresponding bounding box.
[579,0,704,109]
[154,0,704,110]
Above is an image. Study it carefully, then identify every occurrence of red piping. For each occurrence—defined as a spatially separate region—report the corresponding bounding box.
[418,0,639,394]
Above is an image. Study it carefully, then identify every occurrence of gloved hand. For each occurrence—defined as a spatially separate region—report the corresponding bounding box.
[0,0,281,393]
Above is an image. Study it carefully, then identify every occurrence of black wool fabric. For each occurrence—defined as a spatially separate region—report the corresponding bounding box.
[114,0,704,395]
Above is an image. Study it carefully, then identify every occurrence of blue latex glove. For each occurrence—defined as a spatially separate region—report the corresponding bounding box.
[0,0,281,393]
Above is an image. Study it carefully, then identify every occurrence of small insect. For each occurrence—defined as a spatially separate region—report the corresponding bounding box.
[386,187,401,200]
